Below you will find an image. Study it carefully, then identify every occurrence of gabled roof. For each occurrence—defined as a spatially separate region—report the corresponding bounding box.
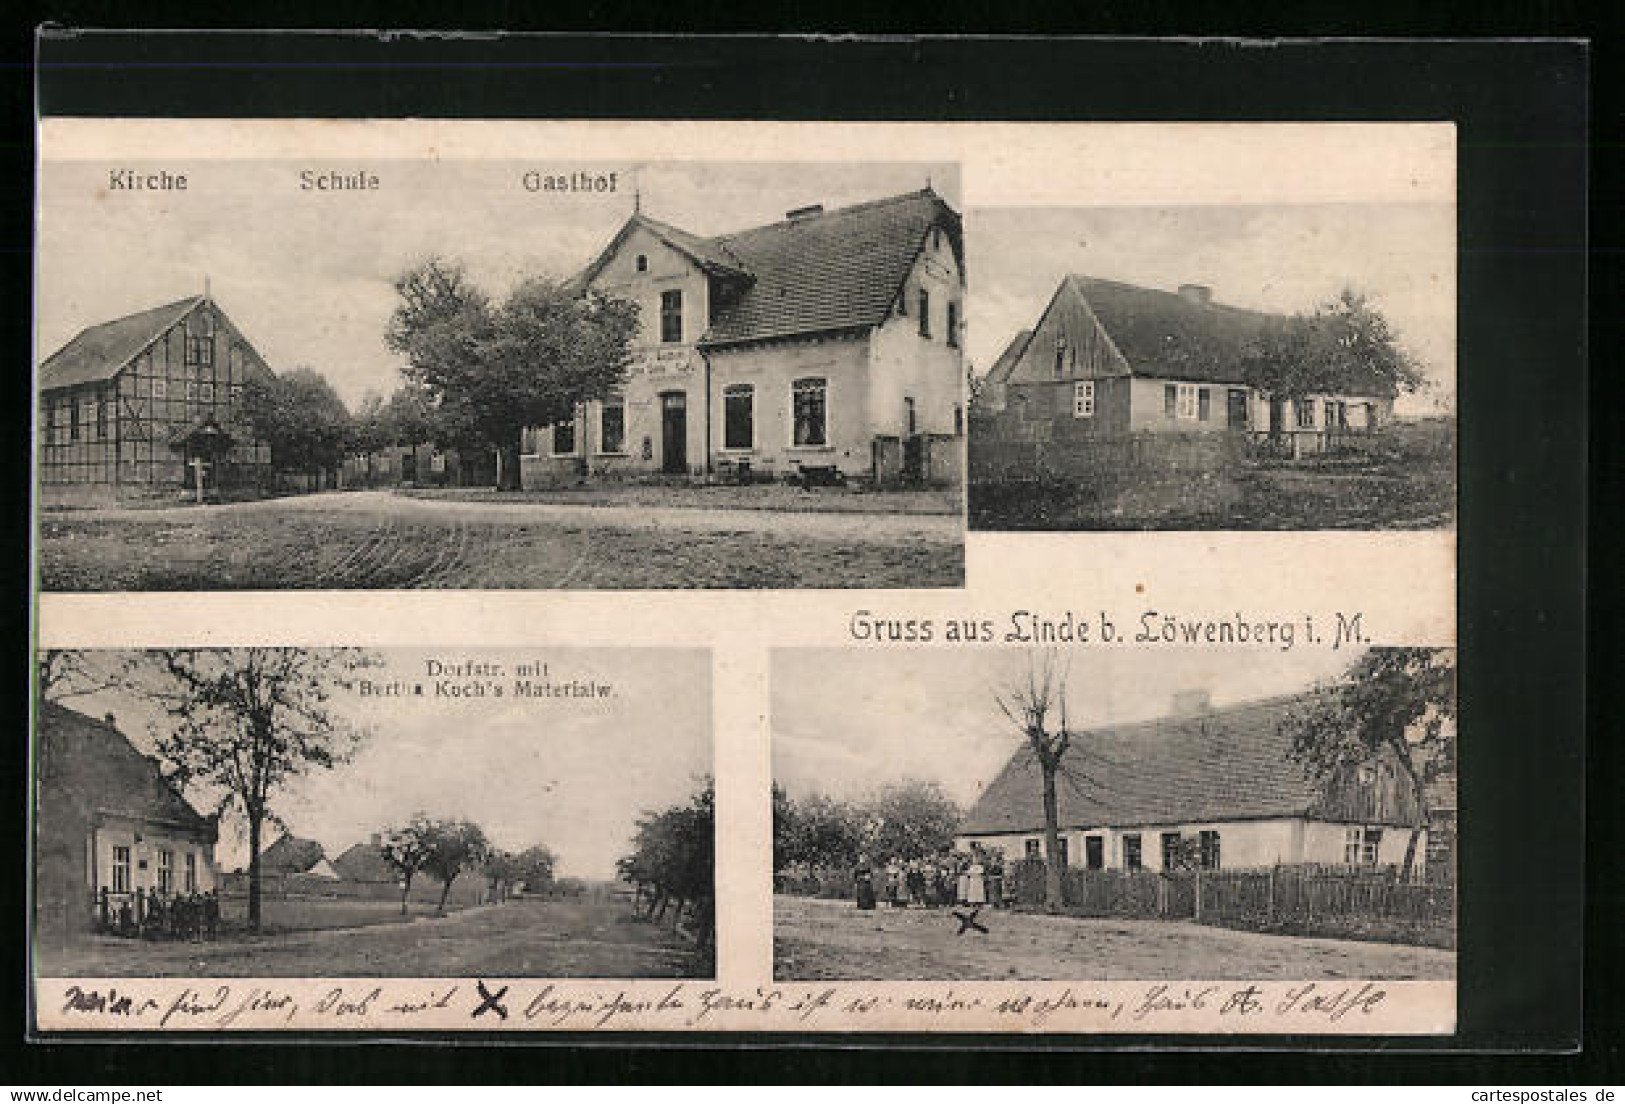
[38,296,203,392]
[959,689,1418,837]
[1064,275,1275,385]
[984,329,1034,388]
[261,834,326,874]
[36,700,216,840]
[702,189,961,348]
[331,841,397,884]
[575,213,751,291]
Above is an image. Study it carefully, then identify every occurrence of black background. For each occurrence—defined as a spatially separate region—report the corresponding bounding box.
[7,30,1605,1084]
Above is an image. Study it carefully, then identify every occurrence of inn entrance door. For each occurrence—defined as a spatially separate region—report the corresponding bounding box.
[660,391,687,474]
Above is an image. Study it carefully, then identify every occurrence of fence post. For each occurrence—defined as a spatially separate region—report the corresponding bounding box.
[1194,868,1203,922]
[1157,876,1167,918]
[1267,865,1276,924]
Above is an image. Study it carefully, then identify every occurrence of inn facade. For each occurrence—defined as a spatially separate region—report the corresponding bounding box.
[956,689,1432,877]
[522,188,966,488]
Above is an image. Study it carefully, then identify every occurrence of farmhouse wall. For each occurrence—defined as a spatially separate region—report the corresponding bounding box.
[706,334,871,479]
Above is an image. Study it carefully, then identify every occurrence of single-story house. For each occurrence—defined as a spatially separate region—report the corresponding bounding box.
[37,294,275,502]
[331,834,489,906]
[34,701,219,941]
[956,689,1427,873]
[988,274,1396,452]
[523,187,966,488]
[259,833,340,879]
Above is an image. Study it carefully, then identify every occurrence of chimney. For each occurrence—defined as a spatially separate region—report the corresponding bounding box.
[1178,283,1213,306]
[103,712,117,727]
[369,832,382,848]
[1171,689,1212,716]
[786,203,824,221]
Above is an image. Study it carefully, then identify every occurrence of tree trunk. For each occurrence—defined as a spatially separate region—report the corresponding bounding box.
[496,432,523,491]
[400,873,414,915]
[437,875,454,914]
[246,813,263,932]
[1400,825,1423,883]
[1040,763,1065,913]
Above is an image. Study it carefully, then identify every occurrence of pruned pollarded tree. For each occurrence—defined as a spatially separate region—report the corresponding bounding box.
[140,648,377,931]
[1282,647,1456,882]
[993,650,1085,913]
[37,649,129,705]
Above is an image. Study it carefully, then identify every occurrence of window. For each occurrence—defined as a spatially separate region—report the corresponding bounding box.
[186,335,213,366]
[1055,837,1069,867]
[1054,336,1067,379]
[917,289,931,337]
[635,254,648,272]
[1024,839,1041,859]
[904,396,917,436]
[1085,835,1104,870]
[1123,834,1143,871]
[946,301,959,347]
[157,849,174,894]
[723,385,754,450]
[1198,387,1211,421]
[1198,830,1222,870]
[200,382,215,403]
[153,378,167,400]
[792,378,827,447]
[186,380,199,402]
[185,852,198,893]
[1176,384,1199,420]
[111,845,131,893]
[552,415,577,456]
[601,396,627,454]
[1164,384,1178,418]
[1324,400,1337,428]
[1072,380,1095,419]
[953,403,964,436]
[1344,827,1384,866]
[69,398,80,441]
[1160,832,1182,870]
[660,289,683,343]
[1336,401,1349,429]
[430,452,446,473]
[1296,399,1316,428]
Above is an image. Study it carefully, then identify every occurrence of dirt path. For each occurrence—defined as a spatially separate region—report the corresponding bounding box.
[773,895,1456,981]
[40,898,707,978]
[66,490,962,544]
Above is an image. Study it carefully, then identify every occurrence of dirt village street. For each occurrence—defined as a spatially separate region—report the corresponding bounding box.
[37,897,708,979]
[38,489,964,590]
[773,895,1457,982]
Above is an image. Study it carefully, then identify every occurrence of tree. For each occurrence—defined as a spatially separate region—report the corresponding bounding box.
[1282,647,1456,882]
[993,650,1081,912]
[617,777,715,948]
[862,780,961,862]
[1242,288,1426,406]
[240,366,354,482]
[354,383,445,454]
[512,844,557,896]
[419,818,491,914]
[141,649,376,931]
[379,814,436,914]
[385,259,640,490]
[37,649,128,704]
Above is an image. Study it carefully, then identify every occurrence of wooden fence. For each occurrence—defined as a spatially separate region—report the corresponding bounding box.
[1008,860,1454,944]
[971,431,1245,486]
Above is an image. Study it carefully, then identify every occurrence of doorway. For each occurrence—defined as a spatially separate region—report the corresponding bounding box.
[660,391,688,474]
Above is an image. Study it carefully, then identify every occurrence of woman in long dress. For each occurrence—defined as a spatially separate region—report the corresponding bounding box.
[854,864,877,911]
[966,858,988,906]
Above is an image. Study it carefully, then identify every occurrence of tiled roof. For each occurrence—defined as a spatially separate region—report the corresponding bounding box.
[38,296,202,392]
[37,701,215,838]
[1068,275,1274,386]
[261,834,326,874]
[984,329,1033,387]
[960,690,1418,836]
[701,189,961,348]
[332,841,397,884]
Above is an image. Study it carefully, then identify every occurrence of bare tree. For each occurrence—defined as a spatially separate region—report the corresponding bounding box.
[37,649,129,704]
[994,650,1080,913]
[140,648,377,931]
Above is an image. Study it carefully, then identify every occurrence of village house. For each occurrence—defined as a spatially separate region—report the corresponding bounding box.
[259,833,341,879]
[522,188,966,488]
[36,294,275,503]
[956,689,1434,877]
[34,701,219,941]
[986,274,1396,454]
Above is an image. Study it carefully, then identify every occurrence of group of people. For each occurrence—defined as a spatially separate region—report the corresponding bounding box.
[852,850,1013,911]
[93,886,221,941]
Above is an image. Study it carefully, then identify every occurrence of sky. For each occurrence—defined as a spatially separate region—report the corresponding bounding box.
[967,204,1456,415]
[36,159,957,409]
[772,646,1368,809]
[55,648,712,880]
